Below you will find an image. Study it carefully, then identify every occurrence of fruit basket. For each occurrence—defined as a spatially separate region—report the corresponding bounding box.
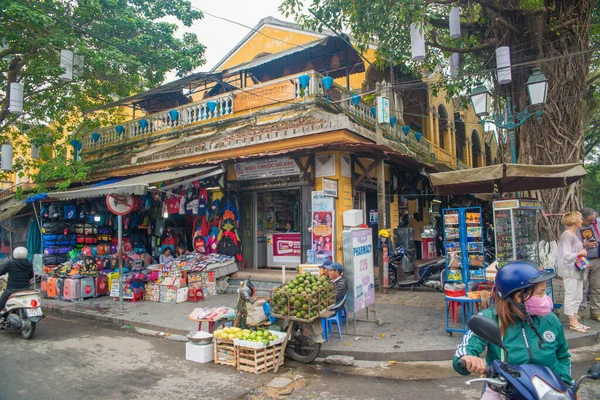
[236,342,285,374]
[270,272,336,322]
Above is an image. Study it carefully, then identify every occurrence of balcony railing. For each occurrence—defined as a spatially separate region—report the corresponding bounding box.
[81,71,329,150]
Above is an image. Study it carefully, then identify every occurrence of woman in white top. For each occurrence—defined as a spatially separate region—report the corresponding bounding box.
[557,211,590,332]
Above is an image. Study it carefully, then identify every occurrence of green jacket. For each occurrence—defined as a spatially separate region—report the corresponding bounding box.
[452,307,573,384]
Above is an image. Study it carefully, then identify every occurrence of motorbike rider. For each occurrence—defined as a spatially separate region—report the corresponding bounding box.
[453,261,573,398]
[0,247,34,321]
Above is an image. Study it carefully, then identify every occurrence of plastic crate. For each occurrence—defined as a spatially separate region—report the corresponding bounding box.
[236,342,284,374]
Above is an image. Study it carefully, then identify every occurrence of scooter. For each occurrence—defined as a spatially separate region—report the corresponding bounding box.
[1,289,44,339]
[388,246,446,290]
[211,279,322,363]
[458,315,600,399]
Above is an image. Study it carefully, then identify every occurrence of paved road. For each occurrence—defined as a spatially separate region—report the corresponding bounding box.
[0,315,598,400]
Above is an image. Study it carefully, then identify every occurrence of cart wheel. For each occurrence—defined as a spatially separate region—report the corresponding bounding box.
[447,331,453,337]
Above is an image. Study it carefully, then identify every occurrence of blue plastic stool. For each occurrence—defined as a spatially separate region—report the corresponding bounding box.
[326,307,347,339]
[321,318,329,342]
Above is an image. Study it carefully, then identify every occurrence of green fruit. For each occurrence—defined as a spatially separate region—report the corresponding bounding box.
[292,289,298,294]
[302,304,308,310]
[301,291,307,296]
[296,311,302,318]
[294,300,302,308]
[289,296,296,303]
[303,280,310,285]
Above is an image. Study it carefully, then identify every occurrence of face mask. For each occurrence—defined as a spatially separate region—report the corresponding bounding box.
[525,295,554,316]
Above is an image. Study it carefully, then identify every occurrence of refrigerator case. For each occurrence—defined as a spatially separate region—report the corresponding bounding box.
[443,207,486,285]
[493,199,541,267]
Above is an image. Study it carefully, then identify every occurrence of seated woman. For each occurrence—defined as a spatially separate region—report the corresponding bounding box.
[159,247,174,264]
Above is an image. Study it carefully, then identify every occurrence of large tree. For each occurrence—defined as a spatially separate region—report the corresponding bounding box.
[0,0,206,190]
[281,0,599,239]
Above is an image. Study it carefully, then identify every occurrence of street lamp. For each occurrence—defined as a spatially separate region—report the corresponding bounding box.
[469,68,548,163]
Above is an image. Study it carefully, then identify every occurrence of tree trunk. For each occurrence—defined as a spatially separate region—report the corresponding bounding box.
[510,0,594,241]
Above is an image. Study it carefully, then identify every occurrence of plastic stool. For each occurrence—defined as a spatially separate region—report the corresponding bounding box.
[321,319,329,342]
[129,292,143,303]
[326,307,347,339]
[188,288,205,303]
[445,296,481,335]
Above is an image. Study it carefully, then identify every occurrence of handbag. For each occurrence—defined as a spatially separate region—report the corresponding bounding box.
[575,256,590,271]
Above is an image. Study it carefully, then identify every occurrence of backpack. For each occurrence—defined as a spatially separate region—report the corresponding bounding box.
[193,231,207,253]
[207,227,219,254]
[197,186,209,217]
[48,203,61,219]
[63,204,77,220]
[77,203,91,221]
[217,234,238,257]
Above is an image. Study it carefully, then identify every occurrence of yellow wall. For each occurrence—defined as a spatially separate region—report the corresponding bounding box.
[217,26,322,72]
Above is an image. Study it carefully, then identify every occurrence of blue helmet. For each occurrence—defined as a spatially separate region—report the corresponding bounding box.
[495,261,555,299]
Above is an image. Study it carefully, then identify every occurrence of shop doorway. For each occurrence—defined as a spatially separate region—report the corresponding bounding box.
[241,188,302,269]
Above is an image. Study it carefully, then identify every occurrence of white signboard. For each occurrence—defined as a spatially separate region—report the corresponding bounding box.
[234,157,300,181]
[377,96,390,124]
[322,178,338,198]
[110,279,134,299]
[342,228,375,313]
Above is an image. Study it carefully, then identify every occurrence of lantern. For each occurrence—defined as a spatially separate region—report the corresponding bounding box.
[450,53,460,78]
[1,144,13,171]
[390,116,397,128]
[31,144,40,159]
[496,46,512,85]
[415,132,423,142]
[73,54,84,77]
[298,74,310,89]
[321,76,334,104]
[402,125,410,136]
[410,23,426,62]
[526,68,548,106]
[91,132,100,143]
[351,94,361,107]
[206,102,217,116]
[115,125,125,136]
[8,82,23,115]
[59,49,74,82]
[449,7,461,39]
[470,82,491,117]
[139,119,148,131]
[370,107,377,118]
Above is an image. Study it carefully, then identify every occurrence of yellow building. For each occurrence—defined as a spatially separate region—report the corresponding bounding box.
[72,17,493,267]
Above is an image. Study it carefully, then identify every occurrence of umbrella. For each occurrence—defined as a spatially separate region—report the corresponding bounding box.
[429,163,586,195]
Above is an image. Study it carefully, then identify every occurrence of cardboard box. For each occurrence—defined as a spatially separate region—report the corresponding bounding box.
[186,342,214,364]
[176,287,189,303]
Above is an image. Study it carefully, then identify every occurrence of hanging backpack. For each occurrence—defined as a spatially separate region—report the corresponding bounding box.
[48,203,61,219]
[193,231,207,253]
[217,233,239,257]
[77,203,91,222]
[197,185,209,217]
[63,204,77,220]
[207,226,219,254]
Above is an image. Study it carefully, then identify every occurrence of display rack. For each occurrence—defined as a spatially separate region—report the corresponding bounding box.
[493,199,541,267]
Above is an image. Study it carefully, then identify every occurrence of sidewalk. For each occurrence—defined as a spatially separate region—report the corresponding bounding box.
[43,289,600,362]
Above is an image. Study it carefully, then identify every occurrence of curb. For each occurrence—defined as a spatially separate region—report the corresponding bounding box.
[43,305,600,362]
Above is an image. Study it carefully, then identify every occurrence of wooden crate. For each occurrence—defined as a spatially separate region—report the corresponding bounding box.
[214,339,237,367]
[236,343,284,374]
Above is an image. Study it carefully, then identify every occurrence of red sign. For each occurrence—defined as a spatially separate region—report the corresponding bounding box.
[272,233,301,263]
[106,194,135,216]
[84,285,92,295]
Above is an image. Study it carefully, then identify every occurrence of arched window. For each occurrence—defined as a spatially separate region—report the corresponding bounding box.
[471,130,482,168]
[485,143,492,166]
[437,105,448,149]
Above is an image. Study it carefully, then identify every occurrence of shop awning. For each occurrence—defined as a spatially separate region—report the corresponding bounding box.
[0,198,27,222]
[429,163,586,195]
[44,166,224,201]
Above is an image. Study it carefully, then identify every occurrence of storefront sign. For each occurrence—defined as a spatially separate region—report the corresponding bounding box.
[369,209,378,225]
[234,157,300,181]
[109,279,134,299]
[322,178,338,198]
[377,96,390,124]
[299,265,322,276]
[312,191,335,263]
[342,228,375,313]
[272,233,301,263]
[234,80,296,111]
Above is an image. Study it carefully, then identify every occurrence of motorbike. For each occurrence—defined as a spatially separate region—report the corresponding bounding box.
[1,289,44,339]
[210,279,322,364]
[387,246,446,291]
[458,315,600,399]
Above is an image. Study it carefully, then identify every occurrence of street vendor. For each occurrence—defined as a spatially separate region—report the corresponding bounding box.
[324,261,347,305]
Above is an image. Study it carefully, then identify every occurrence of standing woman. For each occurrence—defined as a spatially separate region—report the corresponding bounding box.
[434,216,444,257]
[558,211,590,332]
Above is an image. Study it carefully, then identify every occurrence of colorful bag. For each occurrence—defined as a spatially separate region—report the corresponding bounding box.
[575,256,590,271]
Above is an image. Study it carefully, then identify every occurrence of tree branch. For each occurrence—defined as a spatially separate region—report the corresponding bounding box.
[427,34,498,54]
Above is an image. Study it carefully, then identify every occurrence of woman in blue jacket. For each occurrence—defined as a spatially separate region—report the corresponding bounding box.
[453,262,572,399]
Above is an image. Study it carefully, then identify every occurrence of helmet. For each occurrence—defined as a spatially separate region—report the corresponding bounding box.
[495,261,555,299]
[379,229,390,238]
[13,247,28,259]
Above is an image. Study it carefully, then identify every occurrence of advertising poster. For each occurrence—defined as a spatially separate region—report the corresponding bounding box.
[342,228,375,313]
[272,233,301,263]
[312,191,335,263]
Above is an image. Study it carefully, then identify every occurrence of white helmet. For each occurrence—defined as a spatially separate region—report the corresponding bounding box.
[13,247,28,259]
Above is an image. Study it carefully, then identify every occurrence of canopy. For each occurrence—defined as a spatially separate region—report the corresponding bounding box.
[0,198,27,221]
[42,166,224,201]
[429,163,586,195]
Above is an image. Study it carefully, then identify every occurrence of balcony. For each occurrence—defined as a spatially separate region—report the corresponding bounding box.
[80,70,460,171]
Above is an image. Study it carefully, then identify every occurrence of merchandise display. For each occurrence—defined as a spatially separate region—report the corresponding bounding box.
[443,207,486,284]
[493,199,542,267]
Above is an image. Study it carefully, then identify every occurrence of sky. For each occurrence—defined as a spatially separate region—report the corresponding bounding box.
[184,0,293,71]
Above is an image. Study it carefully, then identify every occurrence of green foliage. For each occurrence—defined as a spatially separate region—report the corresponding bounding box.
[583,163,600,210]
[0,0,206,187]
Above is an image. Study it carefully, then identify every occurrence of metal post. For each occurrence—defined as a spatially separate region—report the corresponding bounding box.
[376,82,388,294]
[506,97,517,164]
[118,215,123,307]
[32,202,43,290]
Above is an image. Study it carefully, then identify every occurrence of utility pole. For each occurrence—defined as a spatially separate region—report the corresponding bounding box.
[376,81,388,294]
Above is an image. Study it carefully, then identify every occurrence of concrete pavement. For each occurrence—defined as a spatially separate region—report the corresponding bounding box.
[42,288,600,362]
